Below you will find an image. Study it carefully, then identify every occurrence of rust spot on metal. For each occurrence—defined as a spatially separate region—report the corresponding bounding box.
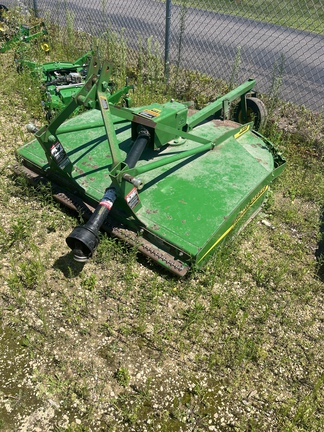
[74,167,85,175]
[212,119,240,127]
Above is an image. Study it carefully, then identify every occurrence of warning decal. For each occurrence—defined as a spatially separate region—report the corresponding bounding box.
[125,187,140,209]
[50,141,70,169]
[138,108,161,119]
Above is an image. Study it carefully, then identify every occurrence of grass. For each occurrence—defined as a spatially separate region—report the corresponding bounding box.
[0,10,323,432]
[172,0,324,34]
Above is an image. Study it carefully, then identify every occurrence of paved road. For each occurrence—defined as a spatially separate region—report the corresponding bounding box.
[65,0,324,111]
[5,0,324,111]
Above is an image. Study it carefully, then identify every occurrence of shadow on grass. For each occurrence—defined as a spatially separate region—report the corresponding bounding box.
[316,206,324,282]
[53,253,85,278]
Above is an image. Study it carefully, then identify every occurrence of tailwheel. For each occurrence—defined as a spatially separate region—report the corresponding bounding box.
[0,4,8,36]
[0,4,8,22]
[41,40,50,52]
[236,96,267,130]
[0,21,6,34]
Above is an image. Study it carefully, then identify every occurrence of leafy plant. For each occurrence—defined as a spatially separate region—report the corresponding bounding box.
[114,367,131,387]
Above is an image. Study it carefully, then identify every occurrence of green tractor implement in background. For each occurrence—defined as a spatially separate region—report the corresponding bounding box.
[0,5,131,120]
[16,57,285,276]
[17,51,134,120]
[17,51,93,119]
[0,4,49,54]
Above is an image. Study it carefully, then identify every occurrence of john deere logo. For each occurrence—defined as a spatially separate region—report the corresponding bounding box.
[234,124,250,139]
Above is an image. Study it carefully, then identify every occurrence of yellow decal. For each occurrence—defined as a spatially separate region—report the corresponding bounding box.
[234,124,250,139]
[197,185,269,264]
[233,185,268,226]
[41,42,50,52]
[138,108,161,119]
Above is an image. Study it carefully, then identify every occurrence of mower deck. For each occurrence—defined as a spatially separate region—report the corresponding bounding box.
[17,107,284,275]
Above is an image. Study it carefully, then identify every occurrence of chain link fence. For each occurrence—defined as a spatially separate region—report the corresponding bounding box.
[3,0,324,112]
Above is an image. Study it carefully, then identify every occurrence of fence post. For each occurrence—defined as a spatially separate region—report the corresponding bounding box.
[33,0,39,17]
[164,0,172,82]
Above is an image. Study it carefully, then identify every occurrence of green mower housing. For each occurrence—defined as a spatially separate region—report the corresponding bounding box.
[16,59,285,276]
